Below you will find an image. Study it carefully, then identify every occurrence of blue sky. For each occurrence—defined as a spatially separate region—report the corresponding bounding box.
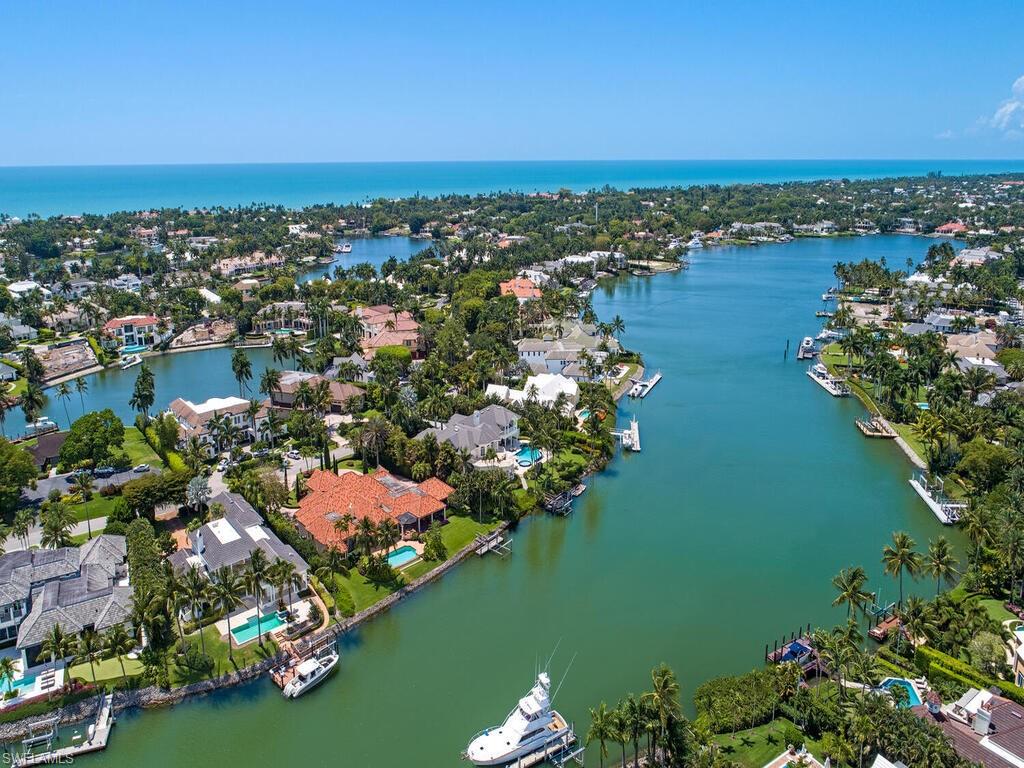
[3,0,1024,165]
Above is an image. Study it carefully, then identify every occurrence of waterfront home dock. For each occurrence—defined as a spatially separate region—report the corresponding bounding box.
[855,415,897,438]
[504,726,583,768]
[628,371,662,398]
[474,531,511,557]
[908,470,966,525]
[806,363,850,397]
[612,416,641,452]
[13,694,114,766]
[868,614,902,642]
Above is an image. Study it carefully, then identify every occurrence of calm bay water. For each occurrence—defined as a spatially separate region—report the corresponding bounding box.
[4,160,1024,217]
[296,236,428,282]
[79,235,963,767]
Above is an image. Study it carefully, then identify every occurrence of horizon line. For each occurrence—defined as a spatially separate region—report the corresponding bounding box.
[4,157,1024,171]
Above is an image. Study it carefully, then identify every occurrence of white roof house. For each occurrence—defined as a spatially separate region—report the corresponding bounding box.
[486,373,579,412]
[6,280,50,300]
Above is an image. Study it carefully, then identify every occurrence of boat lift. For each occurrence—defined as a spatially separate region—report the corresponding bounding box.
[506,726,584,768]
[474,531,512,558]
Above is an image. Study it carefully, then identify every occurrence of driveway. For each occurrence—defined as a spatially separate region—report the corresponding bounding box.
[23,467,156,504]
[7,516,109,552]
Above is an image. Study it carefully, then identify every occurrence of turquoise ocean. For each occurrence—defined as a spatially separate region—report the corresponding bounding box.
[3,159,1024,217]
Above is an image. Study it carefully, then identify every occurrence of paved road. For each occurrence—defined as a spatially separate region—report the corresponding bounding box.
[7,516,109,552]
[23,467,156,503]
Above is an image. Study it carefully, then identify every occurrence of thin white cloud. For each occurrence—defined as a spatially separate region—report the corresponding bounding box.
[934,129,955,140]
[990,75,1024,139]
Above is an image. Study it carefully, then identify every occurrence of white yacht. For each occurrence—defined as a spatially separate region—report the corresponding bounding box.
[281,649,339,699]
[686,236,703,249]
[339,241,353,253]
[796,336,816,359]
[807,363,850,397]
[465,672,571,766]
[120,353,142,370]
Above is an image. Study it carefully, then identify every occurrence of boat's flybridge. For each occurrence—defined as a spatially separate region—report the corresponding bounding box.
[466,672,570,765]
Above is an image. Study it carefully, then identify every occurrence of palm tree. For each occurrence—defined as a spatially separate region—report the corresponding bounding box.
[642,663,681,756]
[55,382,72,428]
[103,625,135,685]
[244,549,270,647]
[182,565,210,656]
[377,519,400,554]
[209,567,244,662]
[129,363,155,423]
[231,349,253,397]
[586,701,614,768]
[40,623,73,665]
[12,509,33,550]
[74,376,88,414]
[21,382,46,424]
[620,693,645,768]
[259,367,281,399]
[76,629,103,685]
[40,503,75,548]
[925,536,958,595]
[882,531,922,606]
[831,566,872,620]
[0,656,16,693]
[899,595,935,647]
[355,516,378,559]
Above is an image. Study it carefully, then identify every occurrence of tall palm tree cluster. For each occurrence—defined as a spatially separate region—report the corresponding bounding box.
[587,665,689,768]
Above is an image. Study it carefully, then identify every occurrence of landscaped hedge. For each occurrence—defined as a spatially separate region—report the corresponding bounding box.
[126,518,164,598]
[0,684,97,725]
[309,575,336,616]
[694,668,779,734]
[916,645,1024,706]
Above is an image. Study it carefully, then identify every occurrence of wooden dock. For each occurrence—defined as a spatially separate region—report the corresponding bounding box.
[14,694,114,766]
[855,416,897,438]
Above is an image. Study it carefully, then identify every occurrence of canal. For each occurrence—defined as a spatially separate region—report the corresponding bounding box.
[80,236,965,766]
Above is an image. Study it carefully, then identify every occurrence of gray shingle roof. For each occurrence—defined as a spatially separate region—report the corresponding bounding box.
[181,492,308,575]
[415,404,519,453]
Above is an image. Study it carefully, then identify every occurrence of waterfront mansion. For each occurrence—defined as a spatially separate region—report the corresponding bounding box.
[168,395,271,455]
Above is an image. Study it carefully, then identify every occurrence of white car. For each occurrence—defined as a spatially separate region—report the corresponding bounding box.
[132,463,150,473]
[217,460,228,471]
[286,449,301,460]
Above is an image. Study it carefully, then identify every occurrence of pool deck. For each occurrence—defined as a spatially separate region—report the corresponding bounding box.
[763,748,825,768]
[216,599,311,644]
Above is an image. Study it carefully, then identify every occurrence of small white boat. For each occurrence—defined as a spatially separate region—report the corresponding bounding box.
[465,672,571,766]
[281,649,339,699]
[686,236,703,249]
[796,336,816,360]
[120,354,142,370]
[807,363,850,397]
[339,242,353,253]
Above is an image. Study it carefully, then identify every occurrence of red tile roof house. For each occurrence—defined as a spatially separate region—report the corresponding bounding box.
[935,221,967,235]
[355,305,424,359]
[499,277,543,303]
[294,469,454,551]
[101,314,169,350]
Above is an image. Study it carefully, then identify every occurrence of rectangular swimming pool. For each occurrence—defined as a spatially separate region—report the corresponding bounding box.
[387,545,419,568]
[231,611,286,644]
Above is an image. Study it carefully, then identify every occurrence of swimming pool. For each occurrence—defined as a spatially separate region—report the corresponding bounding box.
[3,673,37,694]
[120,344,147,354]
[516,446,542,466]
[880,677,921,707]
[579,409,591,420]
[387,545,419,568]
[231,610,286,644]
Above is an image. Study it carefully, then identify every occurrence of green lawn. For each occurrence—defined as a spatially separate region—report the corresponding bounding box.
[69,655,144,685]
[331,515,499,615]
[123,427,163,466]
[891,422,928,465]
[168,624,277,687]
[980,598,1017,624]
[69,493,118,522]
[712,718,823,768]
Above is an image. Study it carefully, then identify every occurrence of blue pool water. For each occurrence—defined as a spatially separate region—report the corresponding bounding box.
[4,673,37,693]
[231,611,286,644]
[121,344,147,354]
[387,546,419,568]
[880,677,921,707]
[516,446,542,466]
[579,410,591,420]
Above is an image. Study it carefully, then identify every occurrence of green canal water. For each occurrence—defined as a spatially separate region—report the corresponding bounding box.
[81,236,961,766]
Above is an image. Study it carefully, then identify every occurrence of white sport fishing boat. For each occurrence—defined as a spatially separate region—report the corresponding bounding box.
[465,672,571,766]
[120,353,142,370]
[281,648,339,699]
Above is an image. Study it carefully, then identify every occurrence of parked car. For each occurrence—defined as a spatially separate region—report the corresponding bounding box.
[132,463,150,473]
[94,466,115,478]
[217,459,228,471]
[286,449,301,460]
[66,469,92,483]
